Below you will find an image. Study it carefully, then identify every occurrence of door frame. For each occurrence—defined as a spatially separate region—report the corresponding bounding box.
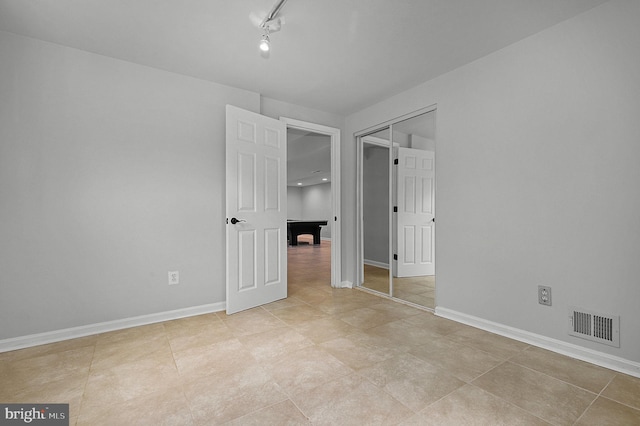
[359,134,396,296]
[280,117,342,288]
[355,105,437,298]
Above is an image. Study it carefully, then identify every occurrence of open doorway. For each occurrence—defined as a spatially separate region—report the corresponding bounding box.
[281,118,341,289]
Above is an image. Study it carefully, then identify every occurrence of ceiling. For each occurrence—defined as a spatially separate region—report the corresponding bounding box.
[0,0,609,115]
[287,128,330,187]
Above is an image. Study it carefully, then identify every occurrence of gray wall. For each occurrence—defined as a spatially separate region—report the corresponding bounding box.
[0,30,342,340]
[363,145,390,265]
[0,30,259,338]
[301,183,332,239]
[344,0,640,363]
[287,183,332,239]
[287,187,303,219]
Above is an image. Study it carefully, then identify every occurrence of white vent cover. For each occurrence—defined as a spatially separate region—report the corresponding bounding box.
[568,307,620,347]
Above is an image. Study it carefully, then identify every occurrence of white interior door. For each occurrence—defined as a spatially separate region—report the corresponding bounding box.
[226,105,287,314]
[395,147,435,277]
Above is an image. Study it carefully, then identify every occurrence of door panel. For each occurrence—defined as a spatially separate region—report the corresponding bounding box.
[396,147,435,277]
[226,105,287,314]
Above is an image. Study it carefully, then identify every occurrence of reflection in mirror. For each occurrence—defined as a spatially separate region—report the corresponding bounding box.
[362,129,391,295]
[390,111,436,309]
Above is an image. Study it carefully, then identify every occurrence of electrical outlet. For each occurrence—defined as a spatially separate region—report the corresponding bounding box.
[538,285,551,306]
[168,271,179,285]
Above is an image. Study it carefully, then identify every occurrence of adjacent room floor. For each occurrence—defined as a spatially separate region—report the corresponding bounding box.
[1,239,639,424]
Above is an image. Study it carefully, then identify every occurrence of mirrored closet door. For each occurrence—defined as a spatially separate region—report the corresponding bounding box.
[361,128,391,295]
[359,109,437,310]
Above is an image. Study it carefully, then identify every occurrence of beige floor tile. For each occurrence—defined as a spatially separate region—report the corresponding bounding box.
[95,323,166,346]
[2,374,86,419]
[264,345,353,395]
[576,396,640,425]
[409,336,503,382]
[601,373,640,410]
[400,384,550,425]
[163,314,233,353]
[447,327,529,360]
[319,334,402,370]
[367,301,423,319]
[472,362,597,425]
[401,312,470,336]
[0,335,97,363]
[182,362,287,424]
[82,353,181,411]
[350,289,389,303]
[288,288,332,305]
[291,373,413,425]
[268,304,329,325]
[395,292,435,309]
[220,308,288,337]
[358,352,465,412]
[162,313,224,336]
[166,324,235,353]
[394,281,434,296]
[291,317,360,344]
[365,319,443,348]
[337,307,399,330]
[90,333,173,372]
[172,337,254,380]
[1,346,94,391]
[225,400,310,425]
[510,346,617,393]
[77,386,193,426]
[237,327,314,362]
[348,330,415,353]
[261,296,309,311]
[313,298,367,315]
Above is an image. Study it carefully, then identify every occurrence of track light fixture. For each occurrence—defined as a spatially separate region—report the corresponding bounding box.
[251,0,288,55]
[259,29,270,52]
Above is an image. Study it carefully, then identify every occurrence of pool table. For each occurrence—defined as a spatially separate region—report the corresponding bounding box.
[287,220,328,245]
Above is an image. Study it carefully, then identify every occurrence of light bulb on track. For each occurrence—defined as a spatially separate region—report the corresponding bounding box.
[259,34,270,52]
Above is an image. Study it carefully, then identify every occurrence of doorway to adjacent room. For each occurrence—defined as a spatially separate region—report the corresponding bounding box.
[282,118,341,289]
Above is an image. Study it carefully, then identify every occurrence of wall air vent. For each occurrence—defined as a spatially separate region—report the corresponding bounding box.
[568,307,620,347]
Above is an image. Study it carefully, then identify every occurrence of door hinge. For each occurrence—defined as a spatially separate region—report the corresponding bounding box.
[394,159,399,165]
[393,254,398,260]
[393,206,398,212]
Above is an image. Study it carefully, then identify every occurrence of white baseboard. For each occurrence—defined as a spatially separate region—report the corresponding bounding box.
[364,259,389,269]
[436,307,640,379]
[0,302,226,353]
[341,280,353,289]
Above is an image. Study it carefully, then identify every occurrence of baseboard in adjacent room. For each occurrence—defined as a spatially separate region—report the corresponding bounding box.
[363,259,389,269]
[0,302,226,353]
[436,307,640,379]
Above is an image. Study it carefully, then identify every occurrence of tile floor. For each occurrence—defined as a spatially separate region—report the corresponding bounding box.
[363,264,435,309]
[1,238,639,425]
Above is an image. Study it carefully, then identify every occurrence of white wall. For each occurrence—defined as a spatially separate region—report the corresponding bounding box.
[363,145,390,265]
[261,97,344,130]
[344,0,640,364]
[0,31,260,339]
[287,187,303,219]
[0,30,348,342]
[301,183,332,239]
[287,183,332,239]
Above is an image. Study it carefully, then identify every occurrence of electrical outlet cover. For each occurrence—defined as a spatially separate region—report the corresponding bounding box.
[538,285,551,306]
